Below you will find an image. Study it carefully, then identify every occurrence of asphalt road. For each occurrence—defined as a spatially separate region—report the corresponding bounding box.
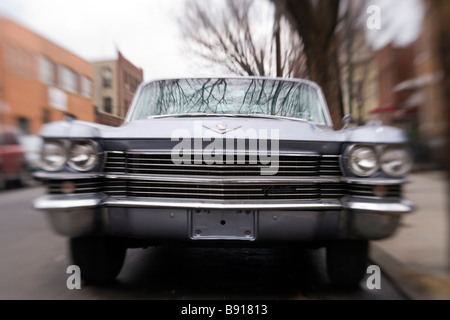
[0,186,406,300]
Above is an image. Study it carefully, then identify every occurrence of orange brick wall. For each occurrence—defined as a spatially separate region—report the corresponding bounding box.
[0,18,94,134]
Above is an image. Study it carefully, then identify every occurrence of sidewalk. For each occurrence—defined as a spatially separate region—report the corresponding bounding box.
[370,171,450,300]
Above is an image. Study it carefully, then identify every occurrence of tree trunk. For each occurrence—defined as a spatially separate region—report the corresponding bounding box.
[428,0,450,266]
[305,37,344,129]
[274,12,282,77]
[273,0,344,129]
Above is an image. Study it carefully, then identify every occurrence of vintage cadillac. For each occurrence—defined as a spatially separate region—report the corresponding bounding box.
[33,77,413,287]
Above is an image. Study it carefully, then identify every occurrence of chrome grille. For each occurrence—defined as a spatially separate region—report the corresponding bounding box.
[46,152,403,202]
[103,152,126,174]
[103,179,127,197]
[45,178,402,201]
[104,179,345,201]
[320,156,342,176]
[347,184,401,198]
[103,152,342,177]
[47,178,103,195]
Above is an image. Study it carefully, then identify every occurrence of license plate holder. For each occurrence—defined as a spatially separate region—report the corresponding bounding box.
[190,209,256,240]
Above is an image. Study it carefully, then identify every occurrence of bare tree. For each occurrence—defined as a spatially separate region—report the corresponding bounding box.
[179,0,308,79]
[336,0,374,124]
[272,0,344,129]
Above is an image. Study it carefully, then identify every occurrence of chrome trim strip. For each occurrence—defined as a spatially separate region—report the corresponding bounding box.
[341,177,409,185]
[33,194,106,210]
[105,174,341,185]
[341,196,414,213]
[34,193,414,214]
[33,171,103,180]
[321,155,340,158]
[104,198,342,210]
[124,151,321,157]
[34,171,408,188]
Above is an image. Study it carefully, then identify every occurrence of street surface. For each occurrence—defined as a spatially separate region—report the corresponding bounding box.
[0,186,405,300]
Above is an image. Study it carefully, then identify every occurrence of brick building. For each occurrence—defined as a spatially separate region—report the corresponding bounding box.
[93,51,143,127]
[370,44,418,126]
[0,18,94,134]
[367,3,448,167]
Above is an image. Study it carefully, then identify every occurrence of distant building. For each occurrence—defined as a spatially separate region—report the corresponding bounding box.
[371,44,418,128]
[93,52,144,127]
[0,18,94,135]
[337,1,379,125]
[411,2,446,164]
[370,2,446,167]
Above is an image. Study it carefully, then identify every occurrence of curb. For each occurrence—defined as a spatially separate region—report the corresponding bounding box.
[370,244,450,300]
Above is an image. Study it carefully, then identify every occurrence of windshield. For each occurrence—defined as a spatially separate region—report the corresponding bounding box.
[129,78,329,125]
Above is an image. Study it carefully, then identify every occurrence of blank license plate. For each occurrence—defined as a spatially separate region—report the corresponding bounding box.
[190,209,256,240]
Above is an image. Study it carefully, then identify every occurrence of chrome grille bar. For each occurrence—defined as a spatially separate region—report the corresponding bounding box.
[103,151,342,178]
[103,179,345,201]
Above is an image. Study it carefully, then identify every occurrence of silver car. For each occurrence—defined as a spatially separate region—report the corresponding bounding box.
[33,77,414,287]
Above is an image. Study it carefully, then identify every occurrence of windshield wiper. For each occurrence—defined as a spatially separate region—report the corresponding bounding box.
[148,113,214,119]
[147,113,308,122]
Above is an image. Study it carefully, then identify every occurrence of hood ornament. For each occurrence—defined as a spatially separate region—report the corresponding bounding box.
[217,124,227,131]
[203,123,242,135]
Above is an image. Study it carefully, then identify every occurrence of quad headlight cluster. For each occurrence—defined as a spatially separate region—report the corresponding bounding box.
[346,145,412,178]
[41,140,99,172]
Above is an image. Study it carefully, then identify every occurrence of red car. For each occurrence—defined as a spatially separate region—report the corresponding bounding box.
[0,127,27,189]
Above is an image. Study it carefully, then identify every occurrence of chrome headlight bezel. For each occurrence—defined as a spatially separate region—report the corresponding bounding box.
[380,147,413,177]
[41,140,67,172]
[347,145,380,177]
[67,140,99,172]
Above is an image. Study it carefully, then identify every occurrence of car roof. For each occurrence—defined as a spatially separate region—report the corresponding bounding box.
[0,126,21,135]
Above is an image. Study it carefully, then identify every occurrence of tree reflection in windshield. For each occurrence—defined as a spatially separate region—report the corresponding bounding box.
[131,78,327,125]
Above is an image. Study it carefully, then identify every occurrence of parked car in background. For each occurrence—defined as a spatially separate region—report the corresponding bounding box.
[18,135,43,187]
[0,126,28,189]
[33,77,414,287]
[19,135,43,172]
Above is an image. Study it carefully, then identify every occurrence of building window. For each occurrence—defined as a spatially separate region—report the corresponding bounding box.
[59,65,78,94]
[103,97,112,113]
[39,56,55,85]
[42,109,51,124]
[17,117,30,135]
[81,76,92,98]
[5,44,37,80]
[64,114,77,121]
[102,67,112,88]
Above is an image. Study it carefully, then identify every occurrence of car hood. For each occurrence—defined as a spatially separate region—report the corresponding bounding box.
[40,117,408,144]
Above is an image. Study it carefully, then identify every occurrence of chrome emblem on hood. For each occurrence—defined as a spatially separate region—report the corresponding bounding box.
[217,124,227,131]
[203,123,242,135]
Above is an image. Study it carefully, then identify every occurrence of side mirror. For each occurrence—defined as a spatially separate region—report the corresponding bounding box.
[342,114,354,129]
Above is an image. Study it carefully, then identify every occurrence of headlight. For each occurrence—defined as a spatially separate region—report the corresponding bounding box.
[41,141,66,171]
[348,146,379,177]
[381,148,412,177]
[68,141,98,171]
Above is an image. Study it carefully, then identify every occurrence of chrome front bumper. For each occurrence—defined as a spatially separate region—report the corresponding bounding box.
[33,193,414,242]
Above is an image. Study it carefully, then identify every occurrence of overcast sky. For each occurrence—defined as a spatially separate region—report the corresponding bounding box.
[0,0,200,81]
[365,0,424,50]
[0,0,424,81]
